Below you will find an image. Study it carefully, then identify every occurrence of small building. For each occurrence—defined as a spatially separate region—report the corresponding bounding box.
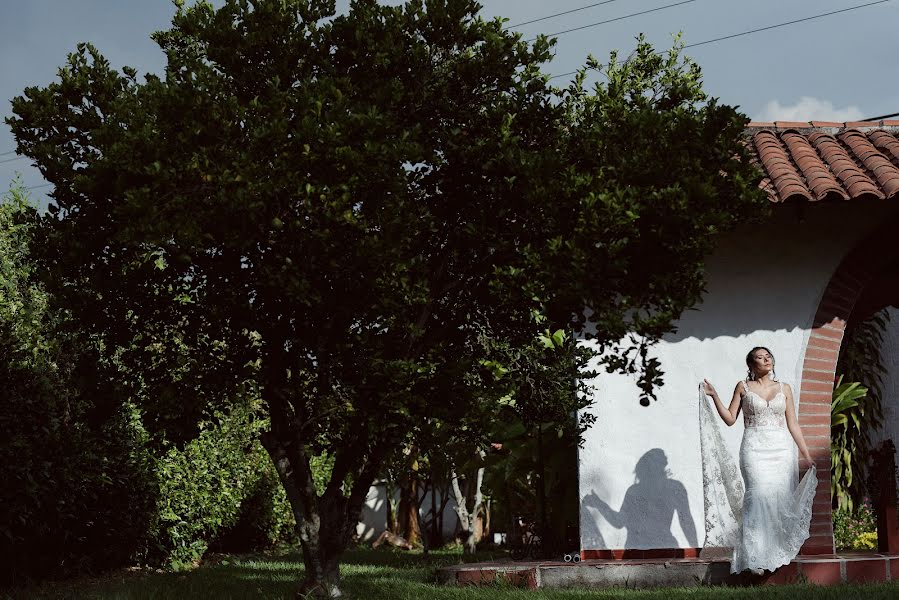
[578,120,899,559]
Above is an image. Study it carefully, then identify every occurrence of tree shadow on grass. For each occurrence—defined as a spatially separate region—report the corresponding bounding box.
[13,549,899,600]
[7,547,512,600]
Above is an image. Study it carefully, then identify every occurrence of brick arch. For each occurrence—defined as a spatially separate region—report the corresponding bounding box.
[798,226,899,555]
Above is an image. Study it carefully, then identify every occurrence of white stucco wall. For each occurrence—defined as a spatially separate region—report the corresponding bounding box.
[578,201,899,552]
[356,482,459,542]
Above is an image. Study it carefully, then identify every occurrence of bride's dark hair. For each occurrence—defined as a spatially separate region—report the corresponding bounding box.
[746,346,776,381]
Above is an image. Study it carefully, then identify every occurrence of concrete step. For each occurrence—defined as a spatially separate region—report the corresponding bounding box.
[437,553,899,588]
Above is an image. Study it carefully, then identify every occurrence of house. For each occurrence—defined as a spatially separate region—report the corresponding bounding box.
[577,120,899,559]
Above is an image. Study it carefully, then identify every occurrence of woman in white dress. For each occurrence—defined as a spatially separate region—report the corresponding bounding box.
[702,346,818,574]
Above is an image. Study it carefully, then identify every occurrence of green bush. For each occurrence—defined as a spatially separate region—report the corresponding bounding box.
[1,188,294,583]
[853,531,879,550]
[144,402,295,569]
[833,311,890,511]
[1,191,158,584]
[0,335,159,584]
[211,464,296,553]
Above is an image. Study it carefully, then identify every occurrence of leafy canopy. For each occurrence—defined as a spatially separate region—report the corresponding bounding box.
[8,0,766,582]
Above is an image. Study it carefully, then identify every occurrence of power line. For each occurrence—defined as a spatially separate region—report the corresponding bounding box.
[25,183,52,191]
[527,0,697,43]
[0,155,27,165]
[506,0,626,30]
[546,0,894,80]
[861,111,899,121]
[682,0,892,50]
[0,150,17,157]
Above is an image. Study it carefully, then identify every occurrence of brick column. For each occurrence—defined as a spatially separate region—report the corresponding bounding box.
[798,310,846,554]
[797,232,895,554]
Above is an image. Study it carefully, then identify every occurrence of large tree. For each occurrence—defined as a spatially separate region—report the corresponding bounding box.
[8,0,765,595]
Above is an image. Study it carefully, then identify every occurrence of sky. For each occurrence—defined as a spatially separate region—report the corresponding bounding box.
[2,0,898,207]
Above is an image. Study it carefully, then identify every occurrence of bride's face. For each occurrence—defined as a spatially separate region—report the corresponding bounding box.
[751,349,774,377]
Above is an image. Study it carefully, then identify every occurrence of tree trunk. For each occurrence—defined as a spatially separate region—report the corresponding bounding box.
[257,341,389,597]
[451,462,485,555]
[397,452,421,546]
[428,475,449,548]
[372,529,414,550]
[482,496,491,541]
[536,423,547,543]
[414,484,430,556]
[434,480,451,548]
[295,523,344,598]
[260,428,378,598]
[260,433,339,596]
[385,482,397,534]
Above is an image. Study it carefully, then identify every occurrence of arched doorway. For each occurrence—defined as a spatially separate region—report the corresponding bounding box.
[799,221,899,554]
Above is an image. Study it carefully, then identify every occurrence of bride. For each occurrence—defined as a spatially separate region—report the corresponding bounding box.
[701,346,818,574]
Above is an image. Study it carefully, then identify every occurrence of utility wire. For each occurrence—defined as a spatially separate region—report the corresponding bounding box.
[681,0,892,50]
[0,155,27,165]
[25,183,51,191]
[0,150,17,157]
[861,111,899,121]
[547,0,894,80]
[506,0,626,29]
[527,0,697,43]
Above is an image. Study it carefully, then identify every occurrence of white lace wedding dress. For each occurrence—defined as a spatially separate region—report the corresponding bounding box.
[698,380,817,574]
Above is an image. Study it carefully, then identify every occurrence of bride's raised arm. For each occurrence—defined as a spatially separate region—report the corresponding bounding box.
[702,379,742,426]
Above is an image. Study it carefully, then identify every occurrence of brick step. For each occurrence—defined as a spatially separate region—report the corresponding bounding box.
[437,553,899,588]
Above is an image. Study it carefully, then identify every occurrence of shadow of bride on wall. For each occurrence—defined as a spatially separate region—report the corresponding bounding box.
[582,448,698,550]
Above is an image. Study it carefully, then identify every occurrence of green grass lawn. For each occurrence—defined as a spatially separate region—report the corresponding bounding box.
[6,547,899,600]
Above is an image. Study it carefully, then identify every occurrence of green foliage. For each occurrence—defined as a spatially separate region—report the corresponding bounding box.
[212,467,296,554]
[0,181,46,356]
[831,377,869,511]
[480,330,592,552]
[485,418,580,550]
[839,310,890,415]
[7,0,767,586]
[146,402,295,569]
[853,531,879,550]
[310,453,336,496]
[1,184,294,582]
[833,310,890,511]
[0,185,157,584]
[833,503,877,551]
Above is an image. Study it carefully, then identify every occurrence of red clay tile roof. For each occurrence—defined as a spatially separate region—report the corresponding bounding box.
[746,120,899,203]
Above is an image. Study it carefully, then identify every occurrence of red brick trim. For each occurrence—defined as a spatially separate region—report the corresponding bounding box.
[798,223,899,555]
[580,548,700,560]
[440,554,899,588]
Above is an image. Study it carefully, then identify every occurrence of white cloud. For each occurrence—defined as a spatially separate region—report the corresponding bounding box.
[754,97,865,122]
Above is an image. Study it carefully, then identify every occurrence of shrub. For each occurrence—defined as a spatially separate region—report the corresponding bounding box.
[833,311,890,511]
[0,52,310,579]
[1,188,292,582]
[1,191,157,584]
[0,334,159,584]
[211,464,296,553]
[143,402,293,569]
[852,531,879,550]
